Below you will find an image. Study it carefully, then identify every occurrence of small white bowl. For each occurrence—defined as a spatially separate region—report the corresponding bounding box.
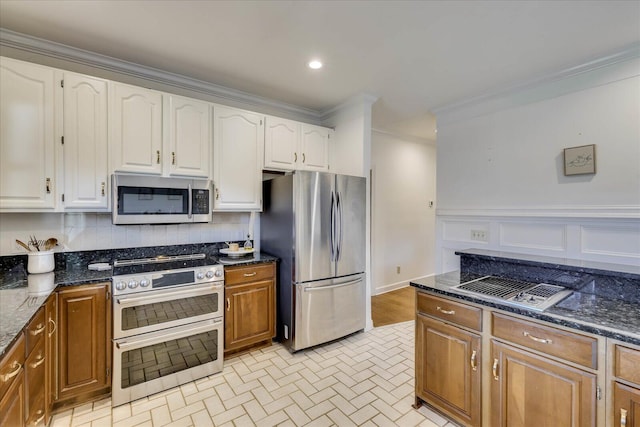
[27,251,55,274]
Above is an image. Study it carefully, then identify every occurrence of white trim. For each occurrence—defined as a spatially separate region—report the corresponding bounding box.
[371,128,436,145]
[0,28,322,123]
[320,93,378,122]
[436,206,640,219]
[433,43,640,123]
[373,275,433,296]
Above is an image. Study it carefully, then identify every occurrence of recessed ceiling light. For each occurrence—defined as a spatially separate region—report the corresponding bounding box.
[308,60,323,70]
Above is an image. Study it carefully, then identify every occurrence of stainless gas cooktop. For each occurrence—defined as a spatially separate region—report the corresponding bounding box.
[455,276,572,311]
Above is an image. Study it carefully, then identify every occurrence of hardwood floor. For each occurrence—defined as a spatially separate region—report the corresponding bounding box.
[371,285,415,327]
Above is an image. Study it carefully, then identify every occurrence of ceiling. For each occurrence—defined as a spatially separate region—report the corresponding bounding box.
[1,1,639,141]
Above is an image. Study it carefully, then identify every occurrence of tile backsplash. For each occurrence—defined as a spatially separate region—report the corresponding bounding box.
[0,212,258,256]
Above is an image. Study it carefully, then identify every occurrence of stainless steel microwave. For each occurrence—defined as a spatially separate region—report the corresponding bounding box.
[112,174,212,225]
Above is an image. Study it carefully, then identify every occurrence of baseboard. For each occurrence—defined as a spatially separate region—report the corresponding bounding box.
[374,275,434,296]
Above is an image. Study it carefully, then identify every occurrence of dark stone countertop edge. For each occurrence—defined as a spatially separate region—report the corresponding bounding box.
[410,274,640,347]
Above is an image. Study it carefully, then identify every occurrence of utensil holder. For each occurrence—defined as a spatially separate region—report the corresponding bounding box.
[27,272,55,296]
[27,251,55,274]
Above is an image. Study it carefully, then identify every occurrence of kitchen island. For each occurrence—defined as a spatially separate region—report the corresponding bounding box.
[411,249,640,427]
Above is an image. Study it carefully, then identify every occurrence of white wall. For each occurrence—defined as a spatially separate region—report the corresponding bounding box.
[371,131,437,295]
[435,55,640,272]
[0,212,254,255]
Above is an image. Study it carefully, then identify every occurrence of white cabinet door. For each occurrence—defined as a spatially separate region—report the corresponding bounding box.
[213,106,263,211]
[0,57,58,210]
[166,95,210,178]
[63,73,108,210]
[109,82,162,175]
[264,116,299,171]
[300,124,330,171]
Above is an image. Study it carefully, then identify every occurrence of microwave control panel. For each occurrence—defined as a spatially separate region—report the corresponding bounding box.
[192,189,210,214]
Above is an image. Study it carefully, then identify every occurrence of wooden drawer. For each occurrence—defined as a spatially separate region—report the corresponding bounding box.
[615,345,640,385]
[0,332,25,398]
[26,307,46,355]
[416,292,482,332]
[225,262,275,286]
[492,313,597,369]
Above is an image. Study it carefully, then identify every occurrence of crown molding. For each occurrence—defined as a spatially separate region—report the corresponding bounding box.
[0,28,322,123]
[320,93,378,122]
[371,128,436,145]
[433,43,640,123]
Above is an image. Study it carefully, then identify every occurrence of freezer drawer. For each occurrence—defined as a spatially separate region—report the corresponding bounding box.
[293,274,365,351]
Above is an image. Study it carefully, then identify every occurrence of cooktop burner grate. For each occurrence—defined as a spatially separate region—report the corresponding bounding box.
[525,283,566,298]
[457,277,534,299]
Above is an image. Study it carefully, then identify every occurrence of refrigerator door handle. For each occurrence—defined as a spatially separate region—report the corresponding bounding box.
[330,191,336,262]
[336,191,343,261]
[303,278,362,292]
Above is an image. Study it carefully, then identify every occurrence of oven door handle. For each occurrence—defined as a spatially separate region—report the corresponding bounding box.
[115,284,223,307]
[115,318,223,350]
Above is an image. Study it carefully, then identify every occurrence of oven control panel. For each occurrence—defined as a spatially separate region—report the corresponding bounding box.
[112,264,224,295]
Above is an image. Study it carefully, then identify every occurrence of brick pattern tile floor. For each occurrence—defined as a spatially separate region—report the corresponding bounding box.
[51,321,460,427]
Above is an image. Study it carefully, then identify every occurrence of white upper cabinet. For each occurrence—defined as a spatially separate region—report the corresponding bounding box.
[0,57,59,210]
[63,73,108,210]
[264,117,331,172]
[213,106,264,211]
[264,116,298,171]
[109,82,163,175]
[300,124,330,171]
[165,95,211,178]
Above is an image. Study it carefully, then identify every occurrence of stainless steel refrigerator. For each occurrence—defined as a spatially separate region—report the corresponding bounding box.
[262,171,366,351]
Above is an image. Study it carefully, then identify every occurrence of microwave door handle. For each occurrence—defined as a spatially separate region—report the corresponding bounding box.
[188,183,193,219]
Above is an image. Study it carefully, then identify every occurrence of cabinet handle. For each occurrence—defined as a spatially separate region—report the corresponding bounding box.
[226,298,230,311]
[470,350,478,371]
[45,178,51,194]
[30,354,45,369]
[436,306,455,315]
[302,153,306,163]
[30,323,46,336]
[243,272,257,277]
[31,409,45,426]
[172,152,176,165]
[101,182,106,197]
[523,331,553,344]
[621,408,627,426]
[294,152,297,162]
[156,150,161,164]
[492,358,499,380]
[0,361,22,382]
[48,318,57,337]
[216,188,220,200]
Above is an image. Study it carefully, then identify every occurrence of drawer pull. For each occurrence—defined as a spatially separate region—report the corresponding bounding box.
[621,408,627,426]
[243,272,257,277]
[156,150,161,164]
[523,331,553,344]
[436,306,455,315]
[30,354,45,369]
[226,298,230,311]
[0,361,22,382]
[492,358,499,380]
[30,323,46,336]
[470,350,478,371]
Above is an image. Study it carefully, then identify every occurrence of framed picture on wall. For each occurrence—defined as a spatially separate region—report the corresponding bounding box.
[564,144,596,176]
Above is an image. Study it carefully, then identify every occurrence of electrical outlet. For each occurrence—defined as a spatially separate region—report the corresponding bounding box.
[396,266,401,274]
[470,230,488,241]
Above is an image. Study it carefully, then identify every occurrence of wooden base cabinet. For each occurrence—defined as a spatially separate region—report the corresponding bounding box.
[55,283,111,408]
[415,313,481,427]
[0,333,25,427]
[490,340,596,427]
[613,382,640,427]
[224,263,276,356]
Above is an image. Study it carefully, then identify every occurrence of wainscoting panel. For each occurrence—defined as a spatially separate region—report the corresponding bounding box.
[581,225,640,260]
[499,222,566,252]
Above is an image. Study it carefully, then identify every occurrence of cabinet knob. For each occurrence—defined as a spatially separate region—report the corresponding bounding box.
[492,358,499,380]
[216,188,220,200]
[0,361,22,382]
[523,331,553,344]
[101,182,106,197]
[48,318,57,337]
[302,153,306,163]
[621,408,627,426]
[156,150,161,164]
[45,178,51,194]
[226,297,230,311]
[243,272,257,277]
[172,152,176,165]
[30,323,46,336]
[294,152,297,162]
[436,306,455,315]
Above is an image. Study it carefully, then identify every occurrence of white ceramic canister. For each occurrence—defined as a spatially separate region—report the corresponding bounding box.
[27,271,56,296]
[27,250,55,274]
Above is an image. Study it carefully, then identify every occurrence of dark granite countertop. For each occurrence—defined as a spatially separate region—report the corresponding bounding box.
[0,249,276,358]
[411,271,640,347]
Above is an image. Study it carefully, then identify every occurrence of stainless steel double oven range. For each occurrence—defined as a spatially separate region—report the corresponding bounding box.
[111,254,224,406]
